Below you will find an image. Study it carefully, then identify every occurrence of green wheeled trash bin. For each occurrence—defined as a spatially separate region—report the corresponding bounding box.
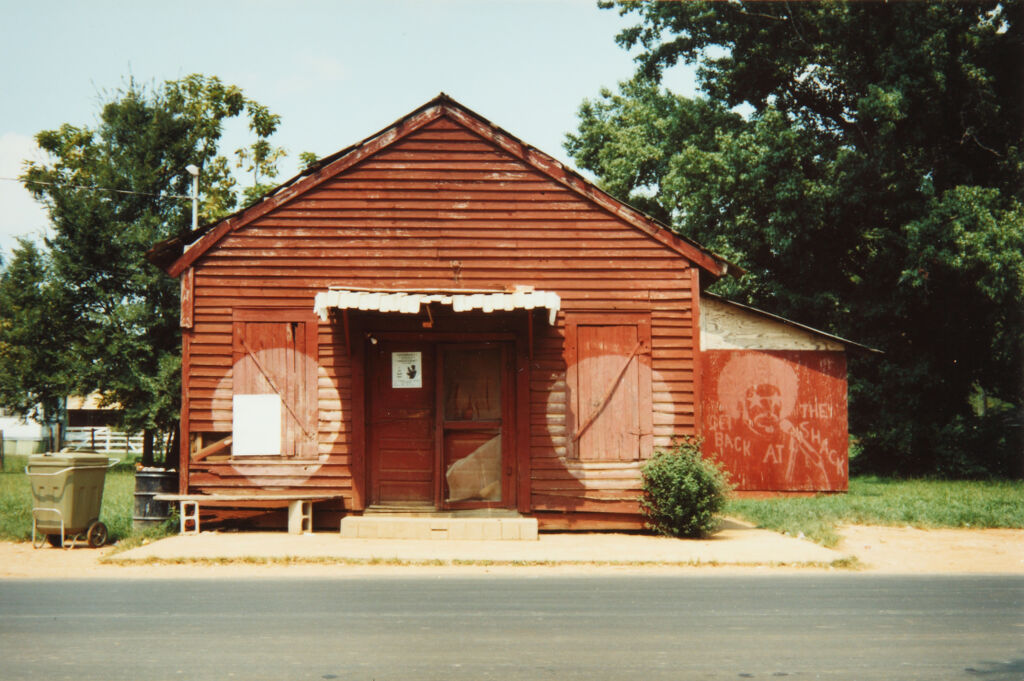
[26,453,116,548]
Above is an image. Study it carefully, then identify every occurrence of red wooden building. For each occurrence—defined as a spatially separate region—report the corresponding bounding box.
[152,94,856,530]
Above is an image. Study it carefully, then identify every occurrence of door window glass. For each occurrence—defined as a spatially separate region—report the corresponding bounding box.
[443,346,502,503]
[443,348,502,421]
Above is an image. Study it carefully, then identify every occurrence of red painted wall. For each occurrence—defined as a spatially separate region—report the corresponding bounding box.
[701,350,848,492]
[177,108,704,528]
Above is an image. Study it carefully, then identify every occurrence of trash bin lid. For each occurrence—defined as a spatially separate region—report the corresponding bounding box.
[28,453,111,468]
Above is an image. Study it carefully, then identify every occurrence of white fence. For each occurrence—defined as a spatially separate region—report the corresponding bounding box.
[64,427,169,453]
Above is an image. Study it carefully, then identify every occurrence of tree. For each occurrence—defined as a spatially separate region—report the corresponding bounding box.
[0,240,76,449]
[298,151,321,171]
[15,74,284,464]
[568,1,1024,476]
[236,136,286,206]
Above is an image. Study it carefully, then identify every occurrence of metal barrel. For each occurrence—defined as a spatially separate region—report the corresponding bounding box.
[133,468,177,530]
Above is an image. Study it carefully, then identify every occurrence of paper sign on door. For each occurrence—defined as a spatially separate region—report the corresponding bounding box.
[392,352,422,388]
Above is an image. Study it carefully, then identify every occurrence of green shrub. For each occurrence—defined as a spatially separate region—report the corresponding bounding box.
[640,437,732,538]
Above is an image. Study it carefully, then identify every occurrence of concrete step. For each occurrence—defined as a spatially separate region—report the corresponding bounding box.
[363,505,523,518]
[340,515,538,541]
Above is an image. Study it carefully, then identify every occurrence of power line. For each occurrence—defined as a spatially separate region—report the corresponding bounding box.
[0,176,191,201]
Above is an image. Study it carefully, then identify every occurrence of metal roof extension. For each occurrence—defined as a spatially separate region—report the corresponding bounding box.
[314,287,561,325]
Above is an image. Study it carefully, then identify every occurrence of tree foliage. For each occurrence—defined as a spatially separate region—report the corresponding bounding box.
[2,74,283,461]
[569,1,1024,476]
[0,240,73,429]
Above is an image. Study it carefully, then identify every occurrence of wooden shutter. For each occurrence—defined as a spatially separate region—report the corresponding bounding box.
[566,314,652,461]
[232,310,318,459]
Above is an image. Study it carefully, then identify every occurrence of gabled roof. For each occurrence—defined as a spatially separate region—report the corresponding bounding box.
[150,93,734,279]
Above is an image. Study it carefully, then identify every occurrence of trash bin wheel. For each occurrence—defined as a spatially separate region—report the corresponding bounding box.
[45,534,64,548]
[86,521,108,548]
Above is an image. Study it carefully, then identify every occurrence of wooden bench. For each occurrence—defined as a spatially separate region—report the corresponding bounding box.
[155,493,341,535]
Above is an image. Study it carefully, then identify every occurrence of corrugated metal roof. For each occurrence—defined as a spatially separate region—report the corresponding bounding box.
[314,287,561,324]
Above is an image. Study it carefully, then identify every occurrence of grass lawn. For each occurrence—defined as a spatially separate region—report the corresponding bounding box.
[0,453,157,544]
[726,476,1024,547]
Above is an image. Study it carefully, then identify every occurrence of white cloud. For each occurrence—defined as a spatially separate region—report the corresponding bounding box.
[0,133,50,257]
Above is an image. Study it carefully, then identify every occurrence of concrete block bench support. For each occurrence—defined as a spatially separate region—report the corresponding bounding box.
[155,494,336,535]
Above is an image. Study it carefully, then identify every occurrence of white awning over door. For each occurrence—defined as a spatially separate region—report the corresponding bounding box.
[313,287,561,325]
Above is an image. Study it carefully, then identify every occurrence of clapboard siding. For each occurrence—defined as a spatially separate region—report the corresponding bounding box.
[181,110,701,524]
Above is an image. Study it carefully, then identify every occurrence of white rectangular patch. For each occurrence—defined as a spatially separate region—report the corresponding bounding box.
[232,394,281,455]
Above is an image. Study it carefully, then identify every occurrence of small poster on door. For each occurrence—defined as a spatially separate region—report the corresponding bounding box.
[392,351,422,388]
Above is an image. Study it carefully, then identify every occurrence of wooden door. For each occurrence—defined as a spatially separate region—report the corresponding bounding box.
[367,339,515,508]
[440,345,510,507]
[368,341,435,504]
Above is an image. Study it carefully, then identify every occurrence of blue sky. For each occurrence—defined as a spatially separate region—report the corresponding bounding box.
[0,0,700,257]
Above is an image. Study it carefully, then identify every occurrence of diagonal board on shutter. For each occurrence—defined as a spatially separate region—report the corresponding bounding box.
[572,339,645,444]
[231,312,319,460]
[567,313,654,463]
[239,336,316,442]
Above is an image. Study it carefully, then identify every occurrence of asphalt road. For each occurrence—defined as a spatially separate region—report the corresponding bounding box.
[1,575,1022,680]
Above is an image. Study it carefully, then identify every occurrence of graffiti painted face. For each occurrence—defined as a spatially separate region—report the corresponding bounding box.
[742,383,783,436]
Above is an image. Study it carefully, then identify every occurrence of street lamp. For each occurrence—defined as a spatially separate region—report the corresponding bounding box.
[185,164,199,232]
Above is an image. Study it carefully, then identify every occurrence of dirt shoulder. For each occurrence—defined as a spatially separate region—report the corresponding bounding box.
[1,525,1022,579]
[834,525,1024,574]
